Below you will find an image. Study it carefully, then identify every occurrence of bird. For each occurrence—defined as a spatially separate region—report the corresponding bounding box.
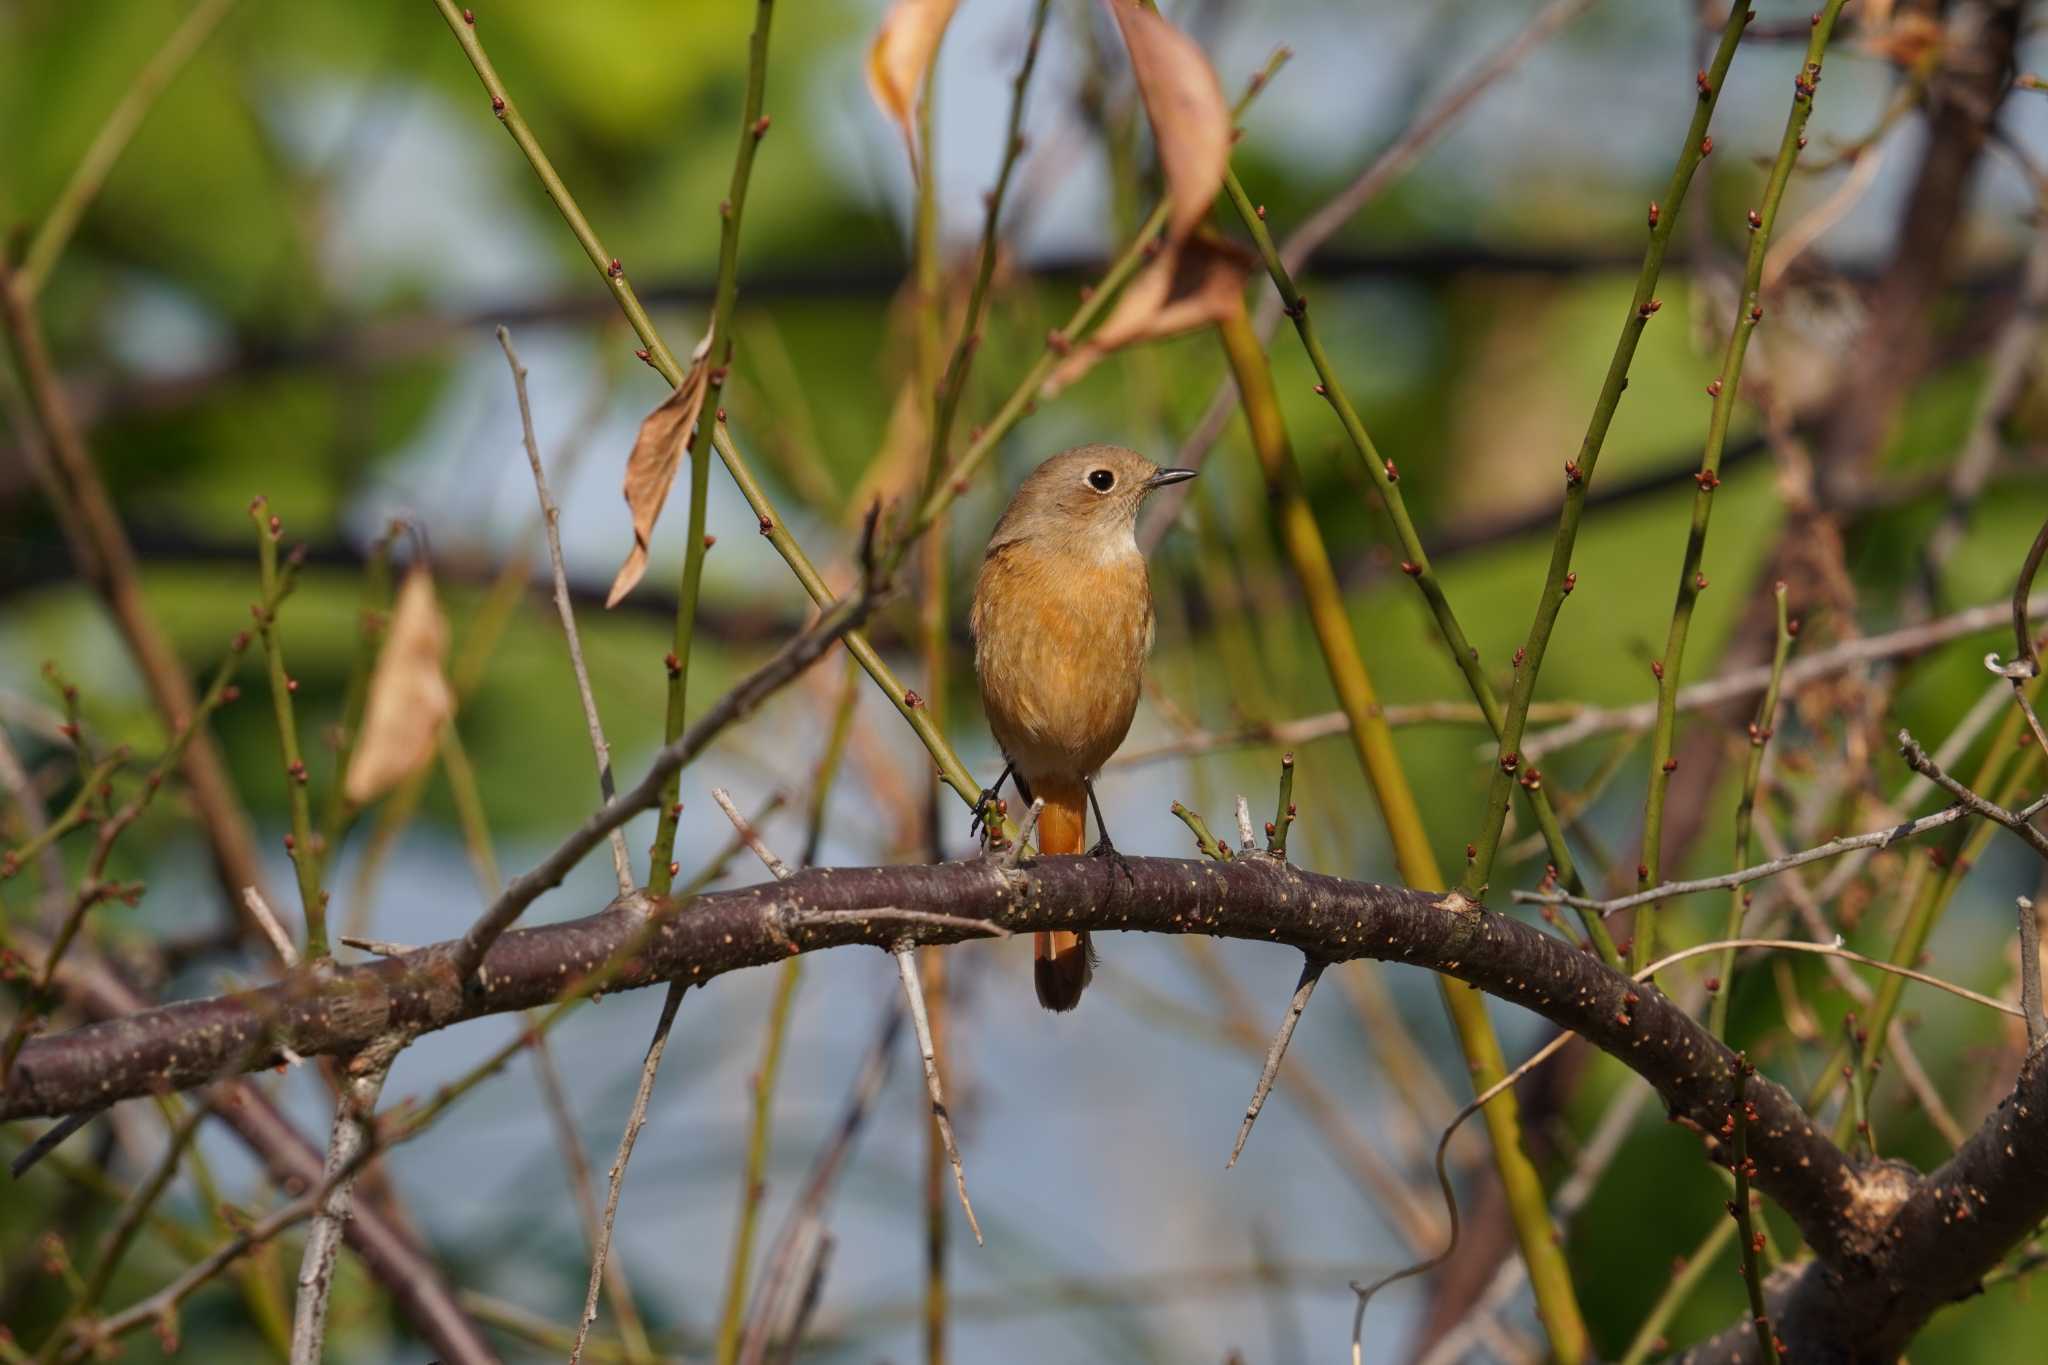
[969,444,1196,1011]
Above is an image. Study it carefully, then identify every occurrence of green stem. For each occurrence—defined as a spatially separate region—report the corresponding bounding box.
[437,723,500,895]
[1214,309,1590,1363]
[18,0,240,298]
[649,0,777,896]
[1730,1063,1782,1365]
[1459,2,1753,900]
[1170,801,1230,861]
[1269,752,1295,858]
[1636,0,1849,972]
[430,0,684,377]
[1617,1217,1739,1365]
[1710,584,1792,1038]
[250,499,325,958]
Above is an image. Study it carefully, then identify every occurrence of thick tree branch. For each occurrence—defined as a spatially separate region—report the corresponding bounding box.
[13,843,2048,1356]
[9,855,1867,1259]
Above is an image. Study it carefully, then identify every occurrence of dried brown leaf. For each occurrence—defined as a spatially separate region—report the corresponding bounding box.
[1860,11,1942,68]
[1108,0,1232,243]
[1043,232,1253,395]
[607,328,715,608]
[343,566,453,806]
[867,0,959,172]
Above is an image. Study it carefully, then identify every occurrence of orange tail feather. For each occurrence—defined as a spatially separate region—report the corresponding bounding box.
[1030,778,1093,1011]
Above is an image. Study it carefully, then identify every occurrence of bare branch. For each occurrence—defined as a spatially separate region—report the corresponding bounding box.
[1898,729,2048,861]
[895,943,982,1246]
[1516,792,2048,919]
[289,1033,403,1364]
[571,980,686,1365]
[498,325,634,895]
[243,887,299,968]
[1226,956,1326,1169]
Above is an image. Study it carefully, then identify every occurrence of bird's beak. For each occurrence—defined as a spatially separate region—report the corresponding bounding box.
[1144,467,1198,489]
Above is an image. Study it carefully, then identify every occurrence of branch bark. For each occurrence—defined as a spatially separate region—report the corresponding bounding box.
[12,852,2048,1355]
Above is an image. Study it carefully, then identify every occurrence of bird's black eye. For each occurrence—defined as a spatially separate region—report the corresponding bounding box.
[1087,468,1116,492]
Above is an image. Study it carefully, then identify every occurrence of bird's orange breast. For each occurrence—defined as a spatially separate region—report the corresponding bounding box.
[971,539,1154,784]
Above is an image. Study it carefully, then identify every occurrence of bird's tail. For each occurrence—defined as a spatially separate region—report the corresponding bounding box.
[1031,776,1093,1012]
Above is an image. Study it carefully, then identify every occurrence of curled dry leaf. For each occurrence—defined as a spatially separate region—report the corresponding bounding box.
[1049,2,1240,394]
[1107,0,1232,243]
[343,566,454,806]
[607,326,716,608]
[1043,232,1253,395]
[867,0,959,173]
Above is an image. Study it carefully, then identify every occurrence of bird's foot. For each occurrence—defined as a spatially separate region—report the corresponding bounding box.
[970,790,1008,847]
[1089,835,1135,881]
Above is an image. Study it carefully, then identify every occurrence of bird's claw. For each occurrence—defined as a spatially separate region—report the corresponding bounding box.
[1089,835,1134,881]
[970,789,1006,845]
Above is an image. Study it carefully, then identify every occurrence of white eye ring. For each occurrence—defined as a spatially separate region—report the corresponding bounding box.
[1087,468,1116,493]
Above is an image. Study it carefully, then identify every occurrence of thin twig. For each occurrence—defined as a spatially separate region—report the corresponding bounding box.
[2020,897,2044,1054]
[2010,512,2048,681]
[1268,753,1296,858]
[1844,1014,1878,1158]
[1897,730,2048,862]
[895,945,982,1245]
[1523,594,2048,762]
[1515,792,2048,919]
[713,788,792,880]
[1232,795,1257,852]
[1002,798,1044,868]
[1111,701,1585,766]
[249,499,326,957]
[336,934,416,957]
[1730,1061,1782,1365]
[1,260,270,922]
[1170,801,1230,861]
[498,326,633,894]
[1226,957,1326,1169]
[17,0,240,296]
[9,1107,106,1179]
[571,980,687,1365]
[1634,0,1851,972]
[1141,0,1598,542]
[530,1010,655,1363]
[1754,817,1970,1148]
[1711,584,1793,1038]
[644,0,778,897]
[242,887,299,969]
[288,1033,402,1364]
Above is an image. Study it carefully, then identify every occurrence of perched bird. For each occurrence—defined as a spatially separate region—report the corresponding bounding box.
[969,444,1196,1010]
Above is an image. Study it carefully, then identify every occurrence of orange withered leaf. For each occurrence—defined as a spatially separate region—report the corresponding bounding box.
[607,327,716,608]
[1108,0,1232,244]
[343,566,453,806]
[867,0,959,173]
[1043,232,1253,395]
